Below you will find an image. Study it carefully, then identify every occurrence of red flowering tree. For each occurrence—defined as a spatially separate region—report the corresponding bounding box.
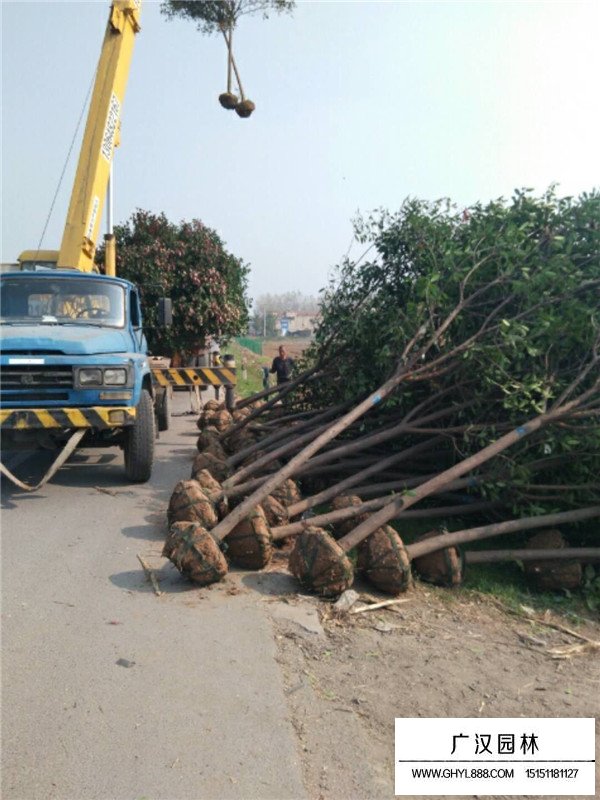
[98,210,250,357]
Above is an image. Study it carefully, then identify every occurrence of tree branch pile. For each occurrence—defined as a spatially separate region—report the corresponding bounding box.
[161,189,600,598]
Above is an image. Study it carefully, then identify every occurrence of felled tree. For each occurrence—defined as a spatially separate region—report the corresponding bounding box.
[282,188,600,517]
[194,189,599,587]
[96,209,250,357]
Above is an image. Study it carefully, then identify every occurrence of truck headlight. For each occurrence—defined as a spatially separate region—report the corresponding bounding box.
[78,368,103,386]
[104,368,127,385]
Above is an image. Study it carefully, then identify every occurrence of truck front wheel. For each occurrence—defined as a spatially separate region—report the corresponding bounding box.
[124,389,155,482]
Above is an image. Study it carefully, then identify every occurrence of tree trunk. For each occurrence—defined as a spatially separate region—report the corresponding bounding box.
[406,506,600,559]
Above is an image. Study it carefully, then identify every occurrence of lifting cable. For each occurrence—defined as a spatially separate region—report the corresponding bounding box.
[33,68,96,261]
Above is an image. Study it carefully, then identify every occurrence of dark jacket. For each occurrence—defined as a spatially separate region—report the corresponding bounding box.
[270,355,294,384]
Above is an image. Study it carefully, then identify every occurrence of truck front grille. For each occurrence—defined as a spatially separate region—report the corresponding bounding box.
[1,392,70,403]
[0,365,74,392]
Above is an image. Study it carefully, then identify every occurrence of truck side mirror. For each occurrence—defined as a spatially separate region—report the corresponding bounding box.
[157,297,172,326]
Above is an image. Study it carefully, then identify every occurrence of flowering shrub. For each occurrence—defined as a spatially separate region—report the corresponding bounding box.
[97,209,249,356]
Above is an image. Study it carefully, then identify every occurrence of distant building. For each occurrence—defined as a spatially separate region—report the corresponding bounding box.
[275,310,318,336]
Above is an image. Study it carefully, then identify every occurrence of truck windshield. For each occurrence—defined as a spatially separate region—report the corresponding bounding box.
[0,277,125,327]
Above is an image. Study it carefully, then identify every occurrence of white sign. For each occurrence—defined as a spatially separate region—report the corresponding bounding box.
[395,717,595,795]
[101,92,120,162]
[8,358,45,365]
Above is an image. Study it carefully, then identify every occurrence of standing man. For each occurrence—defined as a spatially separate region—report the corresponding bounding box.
[270,345,294,386]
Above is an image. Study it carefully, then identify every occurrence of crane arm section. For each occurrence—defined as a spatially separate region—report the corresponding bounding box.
[57,0,141,272]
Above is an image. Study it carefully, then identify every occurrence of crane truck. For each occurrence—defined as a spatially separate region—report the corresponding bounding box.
[0,0,236,491]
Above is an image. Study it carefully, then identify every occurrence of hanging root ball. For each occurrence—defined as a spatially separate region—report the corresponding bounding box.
[261,495,289,528]
[271,479,302,508]
[167,480,219,529]
[219,91,239,110]
[357,526,412,595]
[289,528,354,597]
[224,506,274,569]
[191,452,230,483]
[524,529,582,591]
[411,529,463,587]
[331,495,369,540]
[235,99,256,118]
[163,522,228,586]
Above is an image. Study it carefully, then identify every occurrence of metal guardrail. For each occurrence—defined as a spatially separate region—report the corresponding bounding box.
[151,366,236,388]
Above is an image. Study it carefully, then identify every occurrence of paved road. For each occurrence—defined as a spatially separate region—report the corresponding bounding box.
[1,394,306,800]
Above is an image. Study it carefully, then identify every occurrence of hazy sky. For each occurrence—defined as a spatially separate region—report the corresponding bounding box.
[2,0,599,304]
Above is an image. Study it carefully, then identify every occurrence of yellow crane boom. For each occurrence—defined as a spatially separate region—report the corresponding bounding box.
[59,0,141,273]
[20,1,141,274]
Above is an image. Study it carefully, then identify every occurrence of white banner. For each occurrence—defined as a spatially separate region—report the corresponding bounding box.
[395,717,595,795]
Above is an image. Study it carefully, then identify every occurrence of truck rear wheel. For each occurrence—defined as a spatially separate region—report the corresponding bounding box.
[124,389,155,482]
[156,387,171,432]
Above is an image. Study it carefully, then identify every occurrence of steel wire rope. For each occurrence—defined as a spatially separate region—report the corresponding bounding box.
[33,66,97,260]
[221,24,246,101]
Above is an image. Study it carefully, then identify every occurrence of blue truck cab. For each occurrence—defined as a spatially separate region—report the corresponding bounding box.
[0,269,166,482]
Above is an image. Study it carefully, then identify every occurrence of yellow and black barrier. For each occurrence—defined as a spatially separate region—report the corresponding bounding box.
[151,366,236,389]
[0,406,136,430]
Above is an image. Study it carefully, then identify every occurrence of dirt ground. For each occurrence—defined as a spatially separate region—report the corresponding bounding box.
[258,551,600,800]
[261,339,312,361]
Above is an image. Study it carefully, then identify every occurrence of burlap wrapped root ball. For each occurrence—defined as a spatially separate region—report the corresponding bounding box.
[192,468,229,520]
[222,430,257,456]
[191,468,222,497]
[213,409,233,433]
[163,521,227,586]
[197,409,217,430]
[196,429,227,460]
[289,527,354,597]
[191,451,230,483]
[224,505,274,569]
[261,495,289,528]
[167,480,219,529]
[524,529,582,591]
[232,407,252,422]
[271,479,302,508]
[357,525,412,595]
[330,494,369,539]
[411,529,463,587]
